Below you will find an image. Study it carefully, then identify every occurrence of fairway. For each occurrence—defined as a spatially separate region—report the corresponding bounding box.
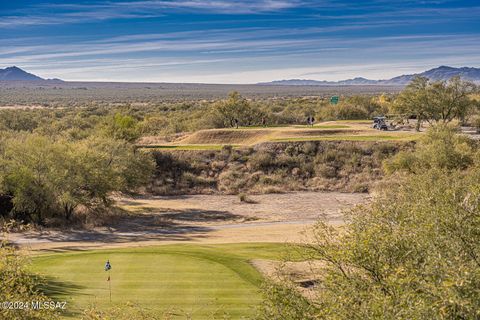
[138,144,237,150]
[137,121,421,150]
[273,134,419,142]
[31,243,290,319]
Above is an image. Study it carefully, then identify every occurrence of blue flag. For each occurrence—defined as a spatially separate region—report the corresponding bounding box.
[105,260,112,271]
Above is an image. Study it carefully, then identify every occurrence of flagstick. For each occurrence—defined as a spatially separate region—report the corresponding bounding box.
[109,270,112,303]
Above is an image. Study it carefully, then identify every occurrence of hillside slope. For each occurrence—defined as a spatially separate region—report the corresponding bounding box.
[0,66,44,81]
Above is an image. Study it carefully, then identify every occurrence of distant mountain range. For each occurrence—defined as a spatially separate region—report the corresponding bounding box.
[0,66,45,81]
[0,66,63,82]
[258,66,480,86]
[1,65,480,86]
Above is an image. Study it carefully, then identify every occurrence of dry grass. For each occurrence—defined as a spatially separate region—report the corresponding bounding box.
[178,128,274,145]
[0,104,47,109]
[138,121,421,149]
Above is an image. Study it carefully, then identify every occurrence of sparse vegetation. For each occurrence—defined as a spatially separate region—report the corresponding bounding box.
[384,124,477,174]
[149,141,408,195]
[257,125,480,319]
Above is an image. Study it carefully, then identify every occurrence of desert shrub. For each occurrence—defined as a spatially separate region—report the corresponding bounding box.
[238,193,256,203]
[99,113,140,142]
[258,174,284,186]
[472,115,480,133]
[284,145,296,156]
[139,116,169,136]
[301,142,317,156]
[275,154,302,170]
[318,104,369,121]
[384,125,476,174]
[218,169,249,194]
[181,172,216,189]
[248,151,275,171]
[256,281,318,320]
[220,144,233,157]
[315,164,337,179]
[150,141,405,195]
[259,167,480,319]
[0,234,59,319]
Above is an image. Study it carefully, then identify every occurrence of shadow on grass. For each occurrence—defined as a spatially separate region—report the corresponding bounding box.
[36,275,86,318]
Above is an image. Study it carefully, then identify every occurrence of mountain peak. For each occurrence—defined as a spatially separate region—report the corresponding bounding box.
[259,66,480,86]
[0,66,45,81]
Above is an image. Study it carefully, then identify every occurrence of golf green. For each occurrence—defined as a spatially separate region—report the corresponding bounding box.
[31,243,290,319]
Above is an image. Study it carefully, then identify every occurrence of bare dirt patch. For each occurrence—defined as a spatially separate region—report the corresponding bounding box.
[10,192,367,251]
[117,192,366,224]
[251,259,324,298]
[0,104,46,109]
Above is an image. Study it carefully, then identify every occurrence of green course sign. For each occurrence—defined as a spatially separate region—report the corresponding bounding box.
[330,96,339,105]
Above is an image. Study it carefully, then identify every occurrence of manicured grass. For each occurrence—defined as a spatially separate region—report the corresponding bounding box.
[30,243,293,319]
[138,144,238,150]
[332,120,372,123]
[314,125,351,129]
[235,125,285,129]
[273,134,419,142]
[293,124,351,129]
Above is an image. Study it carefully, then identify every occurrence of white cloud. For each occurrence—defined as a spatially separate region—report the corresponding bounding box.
[0,0,308,28]
[2,30,479,83]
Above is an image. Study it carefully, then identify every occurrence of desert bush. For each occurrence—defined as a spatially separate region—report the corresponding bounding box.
[472,115,480,133]
[0,134,154,224]
[238,193,256,203]
[301,142,317,156]
[318,104,369,121]
[256,281,317,320]
[315,164,337,179]
[182,172,216,189]
[248,151,275,171]
[259,167,480,319]
[99,113,140,142]
[0,233,60,319]
[218,169,249,194]
[150,141,404,195]
[384,124,476,174]
[275,154,302,170]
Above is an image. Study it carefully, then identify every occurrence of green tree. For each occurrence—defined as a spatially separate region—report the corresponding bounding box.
[100,113,140,142]
[215,91,253,128]
[394,76,477,130]
[0,134,154,224]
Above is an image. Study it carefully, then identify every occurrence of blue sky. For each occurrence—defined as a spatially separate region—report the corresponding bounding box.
[0,0,479,83]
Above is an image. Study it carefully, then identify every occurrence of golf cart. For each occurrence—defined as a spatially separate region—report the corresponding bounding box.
[372,116,388,131]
